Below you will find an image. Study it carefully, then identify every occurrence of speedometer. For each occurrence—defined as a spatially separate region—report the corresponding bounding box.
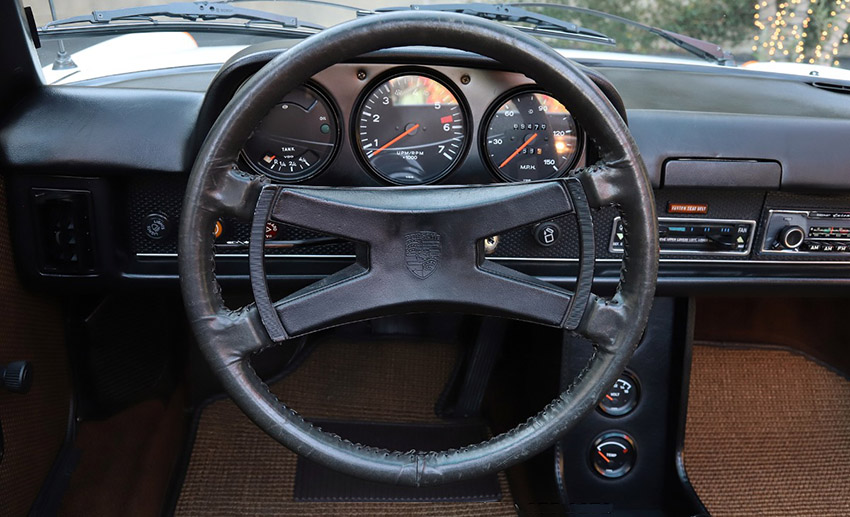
[354,72,469,185]
[482,89,581,182]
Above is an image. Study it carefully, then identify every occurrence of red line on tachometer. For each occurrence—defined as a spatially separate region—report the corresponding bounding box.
[499,133,538,169]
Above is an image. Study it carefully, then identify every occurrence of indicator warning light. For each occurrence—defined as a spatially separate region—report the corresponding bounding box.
[667,203,708,214]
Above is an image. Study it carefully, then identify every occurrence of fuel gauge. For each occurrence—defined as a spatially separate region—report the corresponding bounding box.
[242,83,339,182]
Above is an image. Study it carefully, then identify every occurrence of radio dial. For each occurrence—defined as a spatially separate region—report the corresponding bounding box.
[778,225,805,249]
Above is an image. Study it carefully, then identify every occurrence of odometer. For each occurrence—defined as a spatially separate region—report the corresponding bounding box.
[482,90,581,182]
[354,73,469,185]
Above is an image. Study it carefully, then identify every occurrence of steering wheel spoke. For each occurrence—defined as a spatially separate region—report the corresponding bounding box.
[248,180,581,338]
[266,180,574,242]
[270,258,576,338]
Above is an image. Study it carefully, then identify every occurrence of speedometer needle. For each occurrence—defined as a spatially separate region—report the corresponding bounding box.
[372,123,420,156]
[499,132,538,169]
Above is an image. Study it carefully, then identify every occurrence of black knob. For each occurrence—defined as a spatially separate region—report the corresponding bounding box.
[2,361,33,394]
[534,222,561,247]
[143,212,170,240]
[777,225,805,249]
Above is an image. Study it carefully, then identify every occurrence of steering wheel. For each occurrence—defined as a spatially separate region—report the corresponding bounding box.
[179,11,658,486]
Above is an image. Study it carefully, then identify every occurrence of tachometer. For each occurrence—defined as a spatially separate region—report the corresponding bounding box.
[482,89,581,182]
[354,72,469,185]
[242,84,339,182]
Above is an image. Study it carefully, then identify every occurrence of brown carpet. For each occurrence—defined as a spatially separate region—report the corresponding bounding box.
[0,180,71,517]
[175,338,517,516]
[684,343,850,516]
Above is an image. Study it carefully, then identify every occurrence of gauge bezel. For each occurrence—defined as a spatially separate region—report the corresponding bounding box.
[479,86,584,183]
[240,81,342,183]
[597,369,641,417]
[350,67,472,185]
[589,430,637,479]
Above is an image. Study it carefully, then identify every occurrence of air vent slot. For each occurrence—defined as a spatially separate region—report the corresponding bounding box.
[810,81,850,94]
[32,188,96,275]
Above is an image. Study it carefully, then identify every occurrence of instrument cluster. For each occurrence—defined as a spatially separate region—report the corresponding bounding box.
[239,65,585,185]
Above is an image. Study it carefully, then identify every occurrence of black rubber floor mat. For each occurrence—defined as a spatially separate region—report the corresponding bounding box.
[294,420,501,502]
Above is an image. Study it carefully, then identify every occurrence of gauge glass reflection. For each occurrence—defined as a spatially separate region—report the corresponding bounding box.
[354,73,469,184]
[483,90,580,182]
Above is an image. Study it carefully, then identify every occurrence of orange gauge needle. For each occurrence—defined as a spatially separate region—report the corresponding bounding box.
[605,394,614,401]
[499,132,538,169]
[597,450,611,463]
[372,123,420,156]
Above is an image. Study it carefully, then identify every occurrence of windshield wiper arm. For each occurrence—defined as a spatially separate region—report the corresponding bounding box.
[44,1,324,31]
[369,3,616,46]
[510,3,734,66]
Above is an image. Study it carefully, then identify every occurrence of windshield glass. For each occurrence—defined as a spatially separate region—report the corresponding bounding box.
[32,0,850,85]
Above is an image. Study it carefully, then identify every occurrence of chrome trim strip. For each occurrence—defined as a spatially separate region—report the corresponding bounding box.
[491,257,850,265]
[136,253,850,265]
[136,253,357,259]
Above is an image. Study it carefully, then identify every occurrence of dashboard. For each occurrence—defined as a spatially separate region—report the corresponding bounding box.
[1,45,850,295]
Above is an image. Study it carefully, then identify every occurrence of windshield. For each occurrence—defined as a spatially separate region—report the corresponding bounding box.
[31,0,850,85]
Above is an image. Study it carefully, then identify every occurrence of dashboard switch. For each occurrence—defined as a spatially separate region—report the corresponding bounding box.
[143,212,170,240]
[534,222,560,247]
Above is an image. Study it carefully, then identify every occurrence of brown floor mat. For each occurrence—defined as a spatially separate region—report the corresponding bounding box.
[0,180,71,517]
[175,338,516,516]
[684,343,850,516]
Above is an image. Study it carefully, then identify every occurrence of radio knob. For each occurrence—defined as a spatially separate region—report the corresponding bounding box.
[777,225,806,249]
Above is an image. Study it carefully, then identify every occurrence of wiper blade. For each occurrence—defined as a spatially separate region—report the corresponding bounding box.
[43,1,324,31]
[510,3,735,66]
[369,3,616,47]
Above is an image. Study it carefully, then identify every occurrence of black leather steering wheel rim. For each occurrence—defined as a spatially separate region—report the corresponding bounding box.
[179,11,659,486]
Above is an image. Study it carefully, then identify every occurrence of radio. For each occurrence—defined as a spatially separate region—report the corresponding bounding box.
[610,217,755,255]
[761,210,850,254]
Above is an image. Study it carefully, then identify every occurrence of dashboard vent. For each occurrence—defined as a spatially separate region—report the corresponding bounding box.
[809,81,850,94]
[32,189,96,275]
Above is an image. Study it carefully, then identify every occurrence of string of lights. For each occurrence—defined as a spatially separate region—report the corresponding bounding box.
[753,0,849,66]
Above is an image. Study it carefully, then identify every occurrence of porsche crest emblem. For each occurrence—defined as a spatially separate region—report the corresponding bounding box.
[404,231,441,279]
